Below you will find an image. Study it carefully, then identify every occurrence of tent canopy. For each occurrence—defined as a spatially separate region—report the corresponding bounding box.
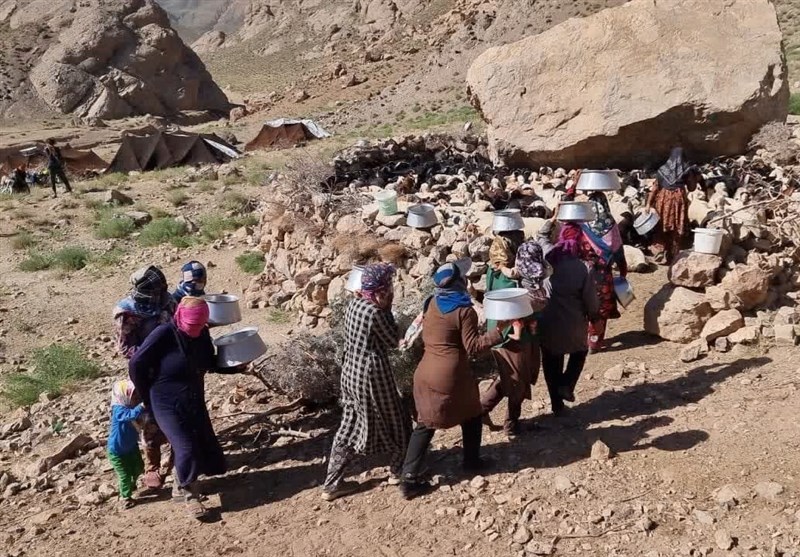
[0,145,107,175]
[107,128,240,173]
[245,118,331,152]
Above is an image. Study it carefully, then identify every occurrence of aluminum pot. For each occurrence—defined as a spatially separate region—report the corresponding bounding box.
[407,204,438,229]
[576,170,621,192]
[214,327,268,368]
[634,210,660,236]
[557,201,594,222]
[613,276,635,309]
[204,294,242,326]
[345,265,365,292]
[483,288,533,321]
[492,209,524,232]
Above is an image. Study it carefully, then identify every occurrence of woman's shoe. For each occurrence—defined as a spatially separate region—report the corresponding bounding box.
[463,457,494,474]
[400,480,433,500]
[321,480,359,502]
[558,386,576,403]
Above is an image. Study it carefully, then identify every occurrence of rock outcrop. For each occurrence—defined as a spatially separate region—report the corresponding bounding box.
[466,0,788,168]
[3,0,229,120]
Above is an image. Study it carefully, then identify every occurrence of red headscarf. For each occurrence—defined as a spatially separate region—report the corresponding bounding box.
[174,296,209,338]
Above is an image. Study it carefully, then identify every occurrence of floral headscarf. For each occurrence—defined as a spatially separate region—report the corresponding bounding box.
[516,241,546,291]
[360,263,395,306]
[490,235,515,268]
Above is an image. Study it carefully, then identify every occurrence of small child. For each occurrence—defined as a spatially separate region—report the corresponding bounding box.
[107,379,145,509]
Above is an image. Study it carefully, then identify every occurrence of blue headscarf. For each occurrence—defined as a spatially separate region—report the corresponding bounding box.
[433,263,473,314]
[172,261,207,302]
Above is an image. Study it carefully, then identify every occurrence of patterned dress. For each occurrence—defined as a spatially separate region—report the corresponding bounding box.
[332,298,409,456]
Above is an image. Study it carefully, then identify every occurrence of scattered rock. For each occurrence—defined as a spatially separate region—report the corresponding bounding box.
[554,475,573,493]
[123,210,151,226]
[590,440,613,461]
[624,245,649,273]
[669,251,722,288]
[470,475,488,490]
[714,529,734,551]
[680,340,708,363]
[713,336,731,353]
[376,213,406,228]
[727,326,760,345]
[774,324,798,346]
[512,525,532,545]
[293,89,310,102]
[693,510,716,525]
[700,309,744,343]
[104,189,134,206]
[524,539,555,555]
[714,485,744,508]
[754,481,784,500]
[637,516,657,532]
[603,365,625,381]
[33,434,94,476]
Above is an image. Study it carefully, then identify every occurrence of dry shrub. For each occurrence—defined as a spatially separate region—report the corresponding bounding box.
[253,290,431,404]
[749,122,798,164]
[378,242,408,266]
[331,234,387,263]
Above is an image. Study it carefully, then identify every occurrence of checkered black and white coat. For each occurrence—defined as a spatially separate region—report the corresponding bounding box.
[331,298,410,456]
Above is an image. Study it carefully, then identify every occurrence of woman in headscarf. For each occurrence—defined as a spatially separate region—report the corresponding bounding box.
[113,265,176,490]
[129,297,226,519]
[581,191,628,352]
[537,223,600,415]
[172,261,207,303]
[480,229,537,438]
[399,263,506,499]
[322,263,411,502]
[647,147,702,263]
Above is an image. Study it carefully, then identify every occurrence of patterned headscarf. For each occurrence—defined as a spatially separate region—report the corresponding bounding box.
[174,296,210,338]
[360,263,395,306]
[116,265,171,318]
[516,241,546,291]
[433,262,472,314]
[174,261,207,301]
[586,192,616,237]
[657,147,692,191]
[111,379,136,407]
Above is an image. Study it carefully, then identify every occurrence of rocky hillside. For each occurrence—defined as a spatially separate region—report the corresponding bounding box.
[0,0,229,122]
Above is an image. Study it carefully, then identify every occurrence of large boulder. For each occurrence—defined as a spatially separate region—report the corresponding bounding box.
[668,250,722,288]
[466,0,788,168]
[644,285,714,343]
[719,264,771,310]
[27,0,229,120]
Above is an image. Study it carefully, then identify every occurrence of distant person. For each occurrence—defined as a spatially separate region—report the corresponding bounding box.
[107,379,145,509]
[172,261,207,303]
[646,147,703,264]
[11,165,29,194]
[43,138,72,197]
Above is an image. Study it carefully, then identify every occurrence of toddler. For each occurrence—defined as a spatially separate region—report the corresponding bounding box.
[107,379,145,509]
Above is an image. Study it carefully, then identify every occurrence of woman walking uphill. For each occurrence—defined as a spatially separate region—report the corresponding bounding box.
[581,191,628,352]
[114,266,176,491]
[129,297,227,519]
[400,263,505,500]
[537,222,600,415]
[647,147,703,264]
[322,263,411,502]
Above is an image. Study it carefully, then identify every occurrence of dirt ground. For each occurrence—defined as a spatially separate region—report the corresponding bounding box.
[0,168,798,556]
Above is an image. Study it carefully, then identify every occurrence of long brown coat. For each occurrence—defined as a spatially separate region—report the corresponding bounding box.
[413,301,503,429]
